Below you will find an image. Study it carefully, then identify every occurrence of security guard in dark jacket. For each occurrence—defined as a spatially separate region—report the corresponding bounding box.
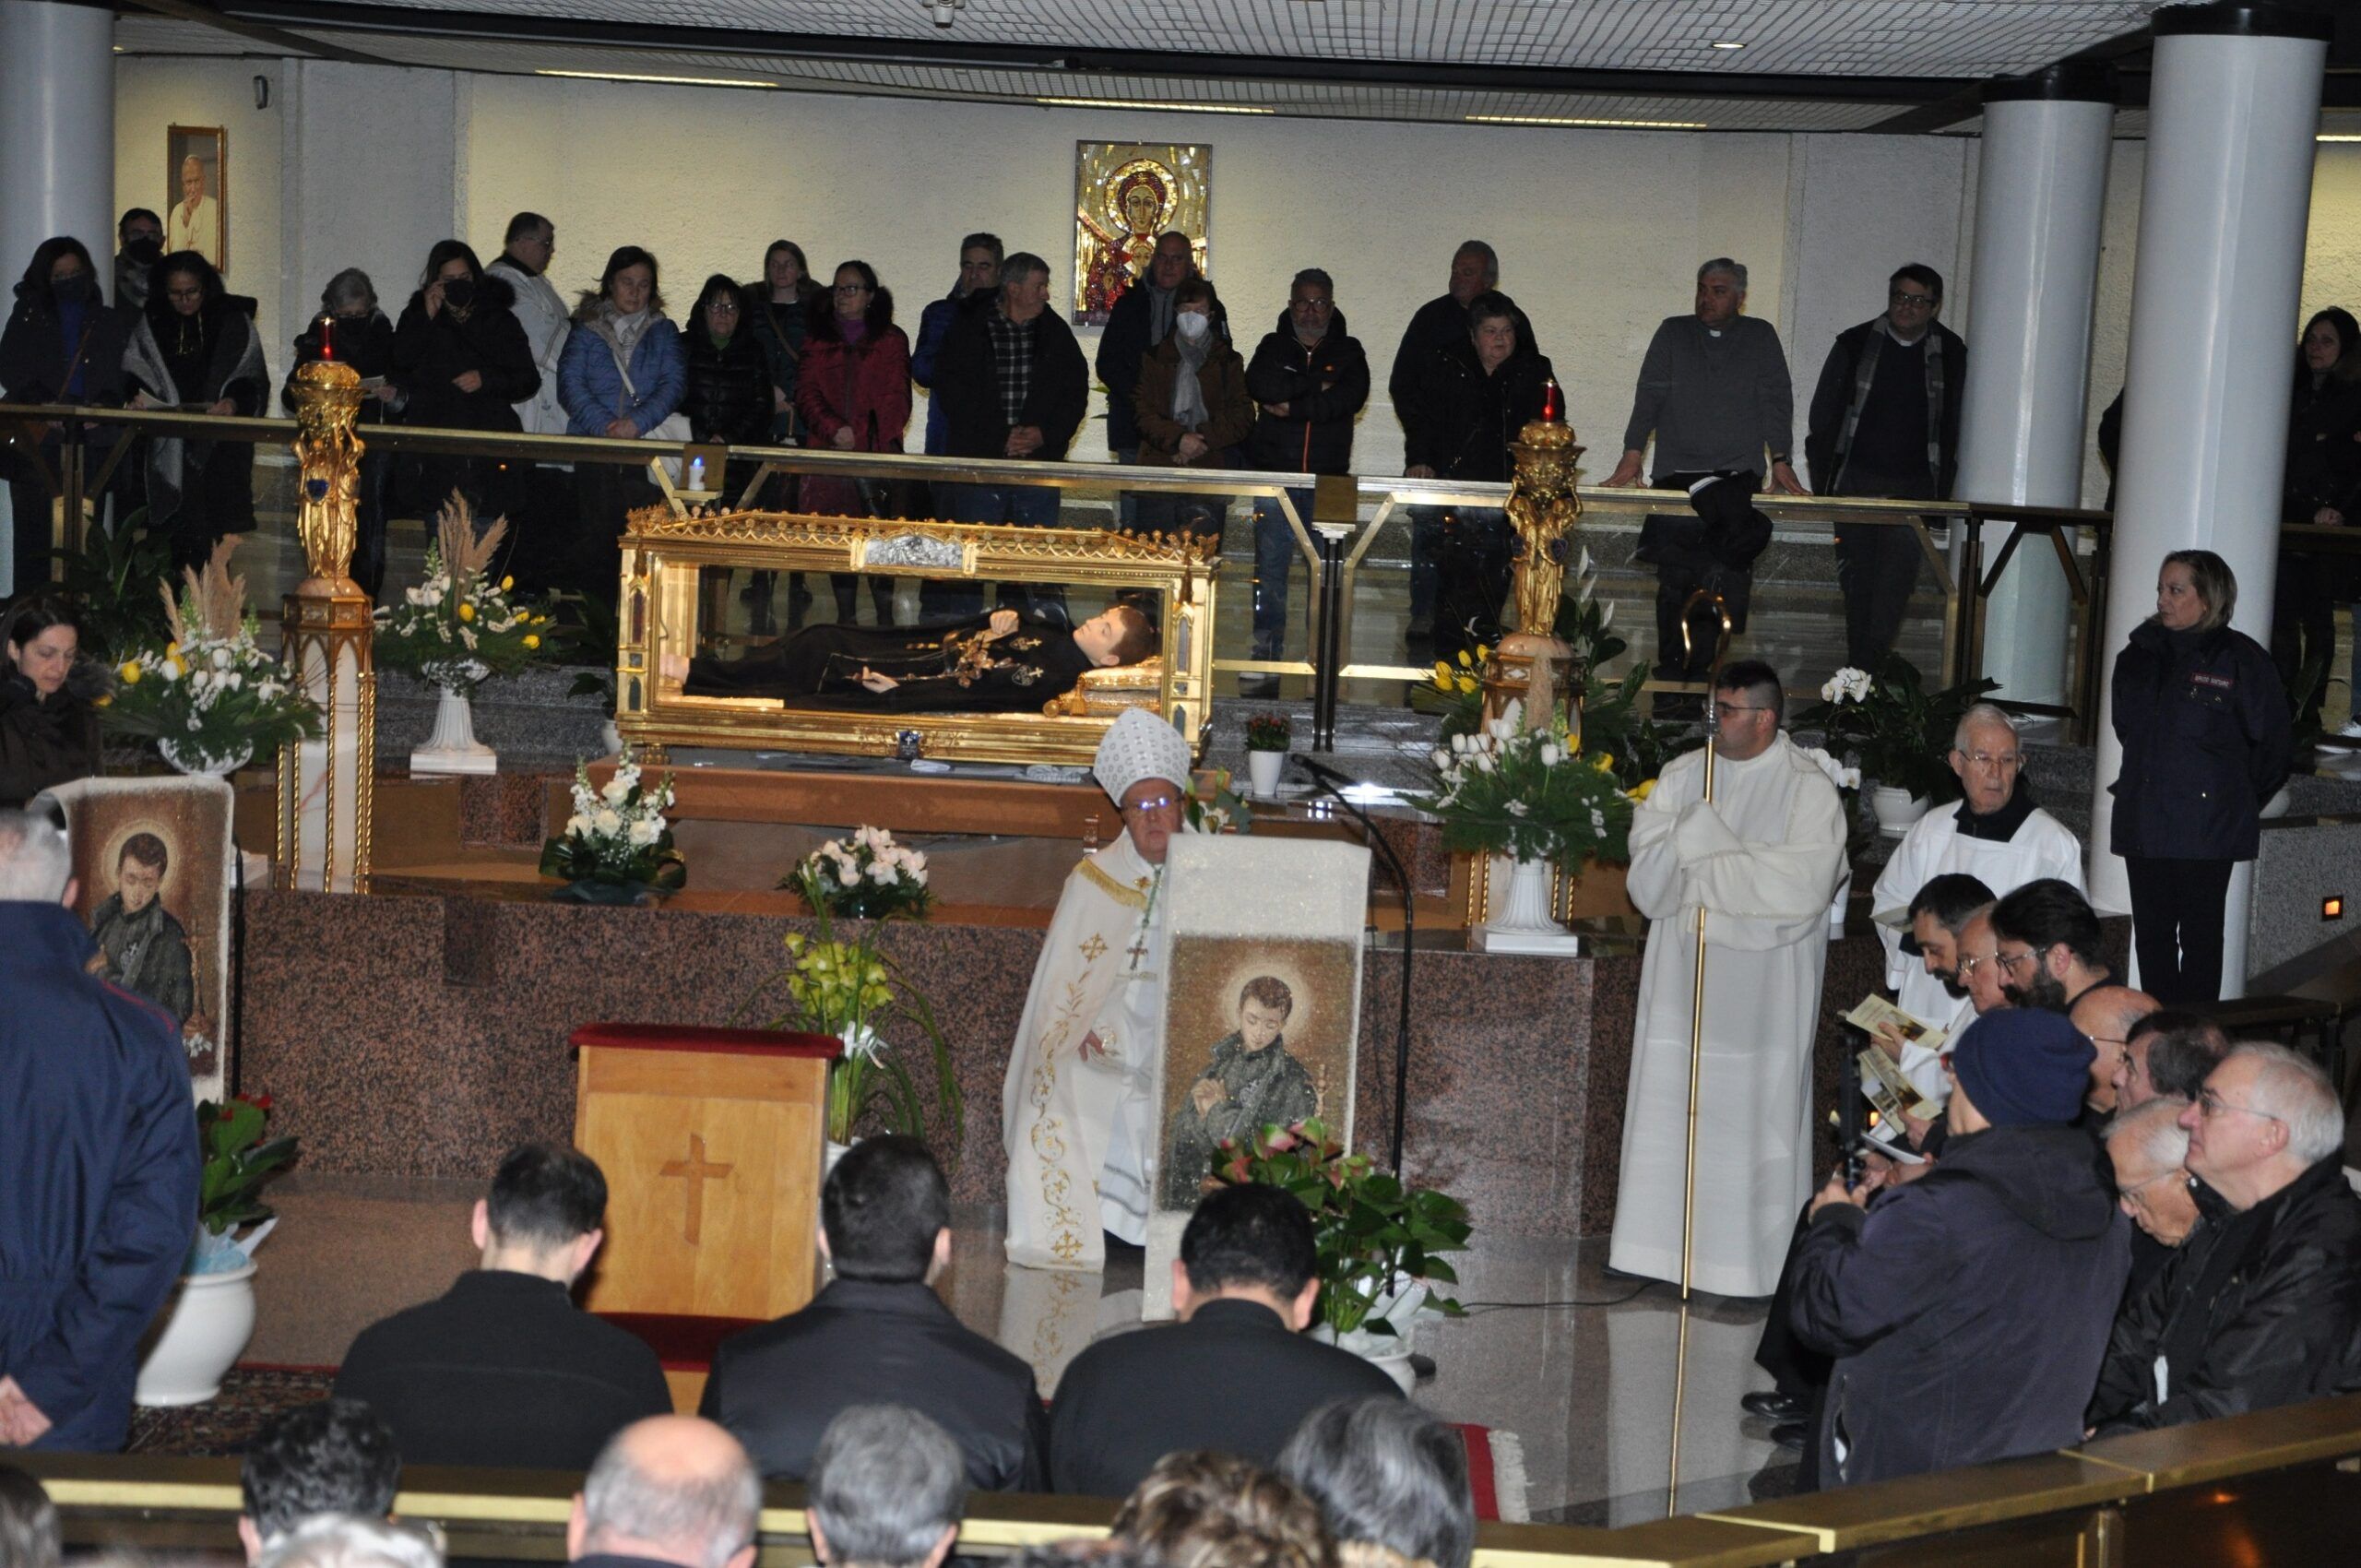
[2108,549,2291,1004]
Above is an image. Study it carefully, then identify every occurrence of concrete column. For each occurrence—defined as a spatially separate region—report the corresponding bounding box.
[2087,3,2330,996]
[1953,67,2115,707]
[0,1,115,302]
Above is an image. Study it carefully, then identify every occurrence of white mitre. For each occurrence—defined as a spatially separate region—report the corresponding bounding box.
[1092,707,1192,805]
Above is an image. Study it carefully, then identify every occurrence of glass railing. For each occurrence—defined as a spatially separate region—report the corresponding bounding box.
[0,405,2114,735]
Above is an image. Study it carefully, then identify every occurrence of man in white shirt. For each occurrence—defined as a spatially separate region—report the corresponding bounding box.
[484,212,570,436]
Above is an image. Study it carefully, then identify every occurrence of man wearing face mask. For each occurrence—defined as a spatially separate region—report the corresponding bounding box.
[114,210,165,311]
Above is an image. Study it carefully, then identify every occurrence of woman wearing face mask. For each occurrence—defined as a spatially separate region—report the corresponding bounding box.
[0,237,137,594]
[798,260,912,627]
[389,239,540,527]
[2274,308,2361,738]
[741,240,822,626]
[283,269,398,599]
[123,249,269,576]
[558,245,686,612]
[1132,277,1252,548]
[0,599,101,807]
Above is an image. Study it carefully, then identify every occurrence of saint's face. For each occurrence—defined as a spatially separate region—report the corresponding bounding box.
[181,159,206,211]
[1238,997,1287,1052]
[118,856,164,915]
[1950,722,2021,816]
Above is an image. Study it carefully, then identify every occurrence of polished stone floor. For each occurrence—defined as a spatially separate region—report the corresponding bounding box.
[248,1174,1788,1526]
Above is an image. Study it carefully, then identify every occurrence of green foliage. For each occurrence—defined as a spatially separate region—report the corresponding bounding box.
[196,1095,298,1237]
[1791,654,1999,803]
[1244,712,1292,753]
[104,614,323,768]
[48,508,172,662]
[1574,664,1699,793]
[545,590,621,707]
[1214,1119,1470,1338]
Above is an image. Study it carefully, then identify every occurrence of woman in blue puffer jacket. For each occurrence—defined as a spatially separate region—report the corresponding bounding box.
[558,244,685,609]
[2109,548,2292,1004]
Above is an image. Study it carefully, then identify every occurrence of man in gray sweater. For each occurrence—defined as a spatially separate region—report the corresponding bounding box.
[1604,259,1803,696]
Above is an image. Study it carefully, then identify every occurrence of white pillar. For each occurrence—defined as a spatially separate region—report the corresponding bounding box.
[2086,4,2329,996]
[0,2,115,301]
[1954,71,2115,707]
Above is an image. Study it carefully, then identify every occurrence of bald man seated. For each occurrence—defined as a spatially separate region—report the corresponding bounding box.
[569,1417,761,1568]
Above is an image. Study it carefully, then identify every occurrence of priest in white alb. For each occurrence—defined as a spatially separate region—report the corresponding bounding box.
[1609,660,1849,1299]
[1003,707,1192,1272]
[1869,701,2083,1099]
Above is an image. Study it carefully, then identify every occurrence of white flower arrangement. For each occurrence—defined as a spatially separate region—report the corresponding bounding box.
[1797,743,1865,793]
[787,824,934,919]
[1412,700,1635,864]
[373,498,549,695]
[1820,666,1875,706]
[540,749,684,893]
[104,552,322,769]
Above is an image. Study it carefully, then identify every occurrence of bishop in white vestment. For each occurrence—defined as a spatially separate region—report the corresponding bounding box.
[1609,672,1848,1299]
[1003,709,1193,1271]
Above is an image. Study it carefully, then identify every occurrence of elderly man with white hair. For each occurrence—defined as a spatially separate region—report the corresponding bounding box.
[1869,702,2084,1098]
[2086,1042,2361,1434]
[1003,708,1196,1270]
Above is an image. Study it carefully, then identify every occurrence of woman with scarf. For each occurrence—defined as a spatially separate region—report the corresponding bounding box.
[388,240,540,528]
[1131,278,1252,548]
[283,268,398,600]
[123,250,268,576]
[1,599,101,806]
[558,245,686,612]
[0,237,136,594]
[738,240,821,627]
[797,260,912,627]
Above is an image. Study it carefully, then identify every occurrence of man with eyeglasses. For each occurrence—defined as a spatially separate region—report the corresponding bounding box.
[1988,878,2113,1016]
[1870,705,2083,1081]
[2105,1098,2201,1299]
[1003,708,1195,1272]
[2086,1042,2361,1434]
[2067,983,2159,1122]
[1803,264,1969,670]
[1608,659,1849,1301]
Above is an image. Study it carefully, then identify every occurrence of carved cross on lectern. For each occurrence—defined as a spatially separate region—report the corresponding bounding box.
[659,1133,733,1244]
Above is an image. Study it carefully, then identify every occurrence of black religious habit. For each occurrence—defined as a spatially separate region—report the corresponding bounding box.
[683,611,1095,713]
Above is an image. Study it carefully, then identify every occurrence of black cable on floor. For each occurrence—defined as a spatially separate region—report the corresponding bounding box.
[1456,1279,1658,1313]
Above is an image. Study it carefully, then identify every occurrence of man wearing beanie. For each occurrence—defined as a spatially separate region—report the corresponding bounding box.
[1787,1010,2130,1487]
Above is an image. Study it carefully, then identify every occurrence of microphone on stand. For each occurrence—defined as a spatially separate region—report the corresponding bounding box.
[1290,755,1416,1179]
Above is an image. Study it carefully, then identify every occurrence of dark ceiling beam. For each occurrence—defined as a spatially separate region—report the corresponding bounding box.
[120,0,397,65]
[215,0,1964,105]
[1862,19,2161,134]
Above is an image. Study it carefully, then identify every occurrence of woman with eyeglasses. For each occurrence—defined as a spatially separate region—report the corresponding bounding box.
[2109,550,2291,1004]
[123,249,268,575]
[283,269,397,599]
[680,273,773,459]
[797,260,911,628]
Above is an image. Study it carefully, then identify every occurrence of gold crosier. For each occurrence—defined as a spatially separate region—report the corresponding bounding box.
[277,353,375,888]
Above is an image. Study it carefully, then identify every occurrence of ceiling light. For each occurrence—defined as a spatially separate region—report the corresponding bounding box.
[925,0,965,27]
[1037,97,1274,114]
[1466,114,1710,130]
[2320,134,2361,143]
[1709,41,1747,51]
[535,68,777,89]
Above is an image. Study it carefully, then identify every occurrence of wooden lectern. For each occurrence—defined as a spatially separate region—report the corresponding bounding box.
[570,1022,841,1409]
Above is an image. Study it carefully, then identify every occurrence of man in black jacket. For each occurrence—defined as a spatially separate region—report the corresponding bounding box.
[236,1399,400,1563]
[332,1143,671,1468]
[1242,268,1370,692]
[1047,1182,1400,1497]
[2086,1042,2361,1434]
[1789,1009,2130,1488]
[701,1135,1047,1489]
[1803,265,1968,670]
[927,252,1091,618]
[1097,231,1223,469]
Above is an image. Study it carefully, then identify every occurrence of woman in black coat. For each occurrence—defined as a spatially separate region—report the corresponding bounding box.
[284,267,399,600]
[0,237,137,594]
[0,599,101,807]
[681,272,774,454]
[2272,308,2361,733]
[389,239,540,524]
[123,250,269,576]
[2110,549,2293,1004]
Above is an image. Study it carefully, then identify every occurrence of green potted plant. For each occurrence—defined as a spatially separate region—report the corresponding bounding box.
[136,1094,298,1407]
[1243,711,1291,800]
[1214,1118,1468,1390]
[1792,654,1999,835]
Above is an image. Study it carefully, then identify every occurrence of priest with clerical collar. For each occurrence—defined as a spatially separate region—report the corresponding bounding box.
[1869,701,2084,1097]
[1003,707,1194,1271]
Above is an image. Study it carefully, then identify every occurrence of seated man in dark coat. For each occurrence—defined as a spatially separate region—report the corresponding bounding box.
[0,808,198,1452]
[236,1398,400,1563]
[332,1143,671,1468]
[702,1135,1047,1488]
[1048,1182,1402,1498]
[1789,1010,2130,1488]
[674,603,1154,714]
[2086,1042,2361,1434]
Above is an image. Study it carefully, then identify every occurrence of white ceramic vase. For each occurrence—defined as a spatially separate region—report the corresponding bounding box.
[1474,856,1582,955]
[411,663,496,776]
[1247,748,1286,800]
[160,738,253,778]
[1869,785,1930,837]
[135,1262,257,1407]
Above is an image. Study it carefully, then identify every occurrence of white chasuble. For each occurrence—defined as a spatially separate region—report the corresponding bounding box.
[1003,832,1169,1271]
[1608,733,1848,1300]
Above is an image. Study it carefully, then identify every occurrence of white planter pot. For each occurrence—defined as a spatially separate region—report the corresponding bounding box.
[135,1262,257,1407]
[1869,785,1929,837]
[2260,782,2294,820]
[600,719,624,757]
[160,738,253,778]
[1311,1321,1419,1395]
[411,680,497,776]
[1473,855,1581,955]
[825,1139,853,1179]
[1247,749,1286,800]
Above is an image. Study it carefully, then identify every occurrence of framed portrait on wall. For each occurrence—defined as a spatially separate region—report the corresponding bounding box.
[1072,141,1210,326]
[166,125,227,275]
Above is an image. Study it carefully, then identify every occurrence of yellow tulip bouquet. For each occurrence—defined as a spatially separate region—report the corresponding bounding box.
[373,498,552,697]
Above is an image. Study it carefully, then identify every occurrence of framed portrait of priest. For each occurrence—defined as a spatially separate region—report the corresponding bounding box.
[1072,141,1209,326]
[166,125,228,274]
[37,775,237,1100]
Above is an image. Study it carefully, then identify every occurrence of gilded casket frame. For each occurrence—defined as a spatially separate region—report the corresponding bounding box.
[615,505,1217,766]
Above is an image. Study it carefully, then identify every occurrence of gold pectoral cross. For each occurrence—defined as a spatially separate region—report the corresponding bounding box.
[659,1133,732,1244]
